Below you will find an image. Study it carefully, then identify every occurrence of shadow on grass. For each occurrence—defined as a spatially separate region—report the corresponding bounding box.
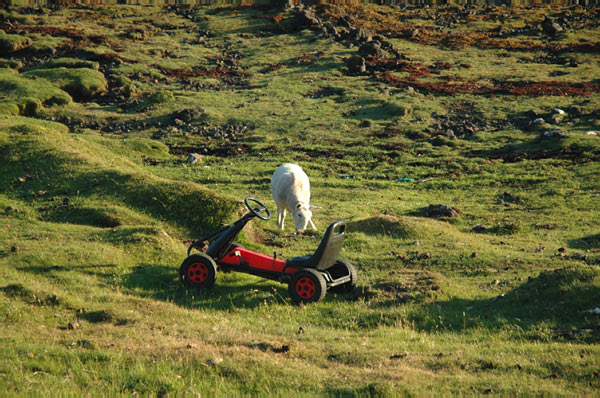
[121,265,289,310]
[468,134,600,164]
[121,263,360,310]
[363,265,600,341]
[0,138,237,237]
[569,233,600,250]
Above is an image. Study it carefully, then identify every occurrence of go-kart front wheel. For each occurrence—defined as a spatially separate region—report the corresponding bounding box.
[288,269,327,304]
[180,253,217,289]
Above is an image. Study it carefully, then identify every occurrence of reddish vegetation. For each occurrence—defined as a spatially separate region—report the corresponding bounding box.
[262,52,325,73]
[320,4,600,53]
[377,70,600,96]
[366,57,451,77]
[8,25,109,45]
[150,64,249,80]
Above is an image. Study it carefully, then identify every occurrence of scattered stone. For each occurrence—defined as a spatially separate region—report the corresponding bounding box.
[552,108,566,115]
[540,128,568,140]
[542,16,563,36]
[390,353,407,360]
[567,105,582,116]
[358,41,385,58]
[586,131,598,136]
[272,345,290,354]
[533,118,545,124]
[207,357,223,366]
[353,27,373,42]
[472,225,487,233]
[76,339,95,349]
[418,252,431,260]
[67,321,80,330]
[187,153,203,164]
[345,55,366,74]
[172,108,205,123]
[424,204,460,218]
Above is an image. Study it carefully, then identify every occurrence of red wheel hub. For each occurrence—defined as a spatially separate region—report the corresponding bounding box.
[187,262,209,283]
[296,277,316,299]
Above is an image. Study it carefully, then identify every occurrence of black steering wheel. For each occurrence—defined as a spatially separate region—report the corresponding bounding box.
[244,197,271,220]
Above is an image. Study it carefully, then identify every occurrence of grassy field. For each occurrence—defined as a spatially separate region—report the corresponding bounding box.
[1,1,599,395]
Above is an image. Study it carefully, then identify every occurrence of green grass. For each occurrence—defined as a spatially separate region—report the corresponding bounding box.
[1,2,600,395]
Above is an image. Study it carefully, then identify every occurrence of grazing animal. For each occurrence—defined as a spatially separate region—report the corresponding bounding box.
[271,163,318,233]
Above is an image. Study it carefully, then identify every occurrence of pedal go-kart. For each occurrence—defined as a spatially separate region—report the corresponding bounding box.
[180,197,357,304]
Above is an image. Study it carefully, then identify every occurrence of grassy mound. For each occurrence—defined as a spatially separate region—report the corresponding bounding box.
[0,115,238,235]
[0,68,72,115]
[22,67,108,100]
[0,30,32,53]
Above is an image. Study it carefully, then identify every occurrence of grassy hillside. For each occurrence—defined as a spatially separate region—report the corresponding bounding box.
[1,2,599,395]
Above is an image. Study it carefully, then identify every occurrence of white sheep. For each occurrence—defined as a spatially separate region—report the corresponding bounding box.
[271,163,318,233]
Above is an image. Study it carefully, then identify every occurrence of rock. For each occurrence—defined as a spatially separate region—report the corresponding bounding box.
[187,153,203,164]
[424,204,460,218]
[540,128,568,140]
[353,28,372,43]
[207,357,223,366]
[533,118,545,124]
[390,353,407,360]
[172,108,204,123]
[567,105,582,116]
[586,131,598,136]
[552,108,566,115]
[323,22,337,37]
[358,41,385,58]
[472,225,487,233]
[345,55,366,74]
[542,16,563,35]
[67,321,80,330]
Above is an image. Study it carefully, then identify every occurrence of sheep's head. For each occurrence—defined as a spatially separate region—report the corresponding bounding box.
[292,203,313,233]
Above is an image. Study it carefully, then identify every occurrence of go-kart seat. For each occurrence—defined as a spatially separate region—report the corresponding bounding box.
[285,220,346,270]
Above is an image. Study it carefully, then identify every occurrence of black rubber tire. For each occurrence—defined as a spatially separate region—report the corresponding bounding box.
[328,260,357,294]
[180,253,217,289]
[288,269,327,304]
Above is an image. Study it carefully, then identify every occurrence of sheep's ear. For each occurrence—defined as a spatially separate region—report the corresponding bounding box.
[309,205,322,210]
[296,203,302,210]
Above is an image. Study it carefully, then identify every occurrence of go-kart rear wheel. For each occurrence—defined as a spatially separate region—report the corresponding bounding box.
[328,260,357,294]
[180,253,217,289]
[288,269,327,305]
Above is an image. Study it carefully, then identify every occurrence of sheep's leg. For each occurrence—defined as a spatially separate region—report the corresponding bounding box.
[277,207,286,230]
[309,219,318,231]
